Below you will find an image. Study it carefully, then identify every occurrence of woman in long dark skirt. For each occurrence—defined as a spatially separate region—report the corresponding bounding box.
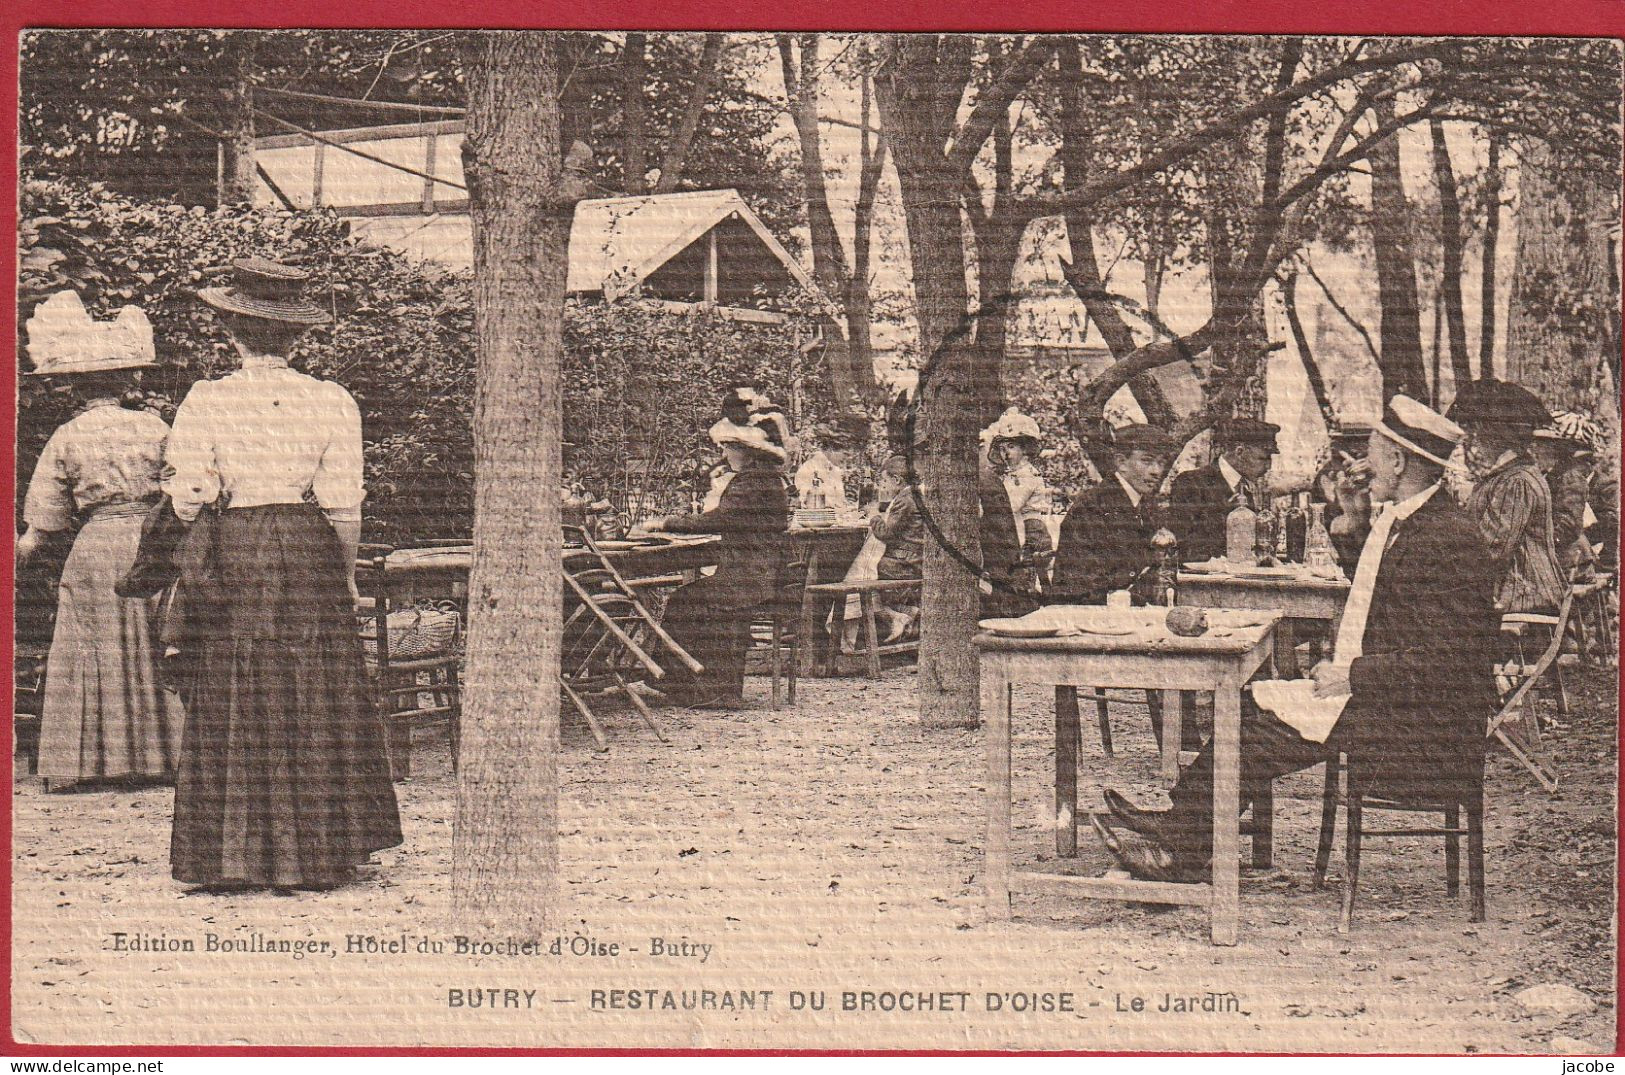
[162,257,401,891]
[646,409,791,707]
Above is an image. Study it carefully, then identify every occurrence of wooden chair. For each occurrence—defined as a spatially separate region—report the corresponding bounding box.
[1313,750,1486,932]
[357,554,465,781]
[13,645,48,775]
[749,546,808,708]
[803,578,921,680]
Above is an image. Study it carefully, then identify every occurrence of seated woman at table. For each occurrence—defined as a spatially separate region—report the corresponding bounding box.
[827,454,924,650]
[643,409,792,707]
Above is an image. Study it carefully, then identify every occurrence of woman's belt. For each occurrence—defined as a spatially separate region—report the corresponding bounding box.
[87,500,158,521]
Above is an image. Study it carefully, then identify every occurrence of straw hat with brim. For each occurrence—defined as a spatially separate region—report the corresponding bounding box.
[199,257,331,326]
[1374,394,1465,469]
[1446,379,1552,435]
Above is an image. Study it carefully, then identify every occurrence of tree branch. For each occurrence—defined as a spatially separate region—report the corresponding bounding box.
[653,33,723,193]
[944,35,1057,175]
[1300,257,1381,364]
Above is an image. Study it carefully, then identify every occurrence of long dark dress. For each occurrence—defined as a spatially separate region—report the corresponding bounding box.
[162,365,401,888]
[659,465,789,701]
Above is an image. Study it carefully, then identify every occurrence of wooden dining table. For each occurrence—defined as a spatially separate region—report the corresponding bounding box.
[979,606,1280,946]
[1176,564,1351,677]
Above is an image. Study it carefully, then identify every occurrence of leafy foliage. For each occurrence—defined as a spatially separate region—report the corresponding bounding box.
[18,175,841,545]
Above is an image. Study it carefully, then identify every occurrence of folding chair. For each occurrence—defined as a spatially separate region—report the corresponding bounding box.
[1488,588,1574,794]
[561,527,701,748]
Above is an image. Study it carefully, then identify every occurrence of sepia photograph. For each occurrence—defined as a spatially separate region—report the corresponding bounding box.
[8,26,1622,1054]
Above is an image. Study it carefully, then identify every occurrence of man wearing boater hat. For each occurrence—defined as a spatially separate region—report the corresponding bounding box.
[1168,417,1281,562]
[1096,397,1501,884]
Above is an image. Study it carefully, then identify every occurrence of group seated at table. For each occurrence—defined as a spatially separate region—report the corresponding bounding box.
[1094,396,1503,883]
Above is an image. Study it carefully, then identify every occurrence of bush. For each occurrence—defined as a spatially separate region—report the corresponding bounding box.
[18,176,843,544]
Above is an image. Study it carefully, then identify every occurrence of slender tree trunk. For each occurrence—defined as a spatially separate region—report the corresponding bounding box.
[221,34,257,206]
[654,33,723,193]
[1479,131,1503,379]
[1283,271,1334,423]
[779,34,862,418]
[843,74,885,410]
[620,32,649,192]
[455,31,571,937]
[1430,119,1471,399]
[1368,102,1427,399]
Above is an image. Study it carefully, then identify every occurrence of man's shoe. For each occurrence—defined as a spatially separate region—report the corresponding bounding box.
[1103,788,1172,839]
[1090,814,1202,884]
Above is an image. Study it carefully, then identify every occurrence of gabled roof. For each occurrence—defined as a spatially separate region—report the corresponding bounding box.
[569,189,817,302]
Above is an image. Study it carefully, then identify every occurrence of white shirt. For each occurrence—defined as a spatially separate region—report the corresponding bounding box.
[1254,482,1440,744]
[1218,455,1245,493]
[1331,483,1440,666]
[163,361,365,522]
[1116,473,1144,509]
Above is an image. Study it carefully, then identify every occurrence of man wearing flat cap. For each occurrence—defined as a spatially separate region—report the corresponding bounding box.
[1168,417,1280,562]
[1050,424,1175,606]
[1098,397,1500,886]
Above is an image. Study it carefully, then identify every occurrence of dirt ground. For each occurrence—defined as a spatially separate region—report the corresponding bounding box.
[10,663,1619,1053]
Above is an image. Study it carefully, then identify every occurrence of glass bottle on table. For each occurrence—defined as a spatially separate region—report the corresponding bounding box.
[1225,491,1257,563]
[1304,502,1339,577]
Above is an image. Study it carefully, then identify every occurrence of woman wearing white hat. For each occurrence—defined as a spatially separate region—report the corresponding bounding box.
[983,408,1054,587]
[18,292,185,791]
[162,258,400,891]
[645,409,793,706]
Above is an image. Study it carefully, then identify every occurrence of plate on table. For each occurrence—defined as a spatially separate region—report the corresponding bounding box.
[1181,560,1230,574]
[978,618,1060,638]
[595,539,644,551]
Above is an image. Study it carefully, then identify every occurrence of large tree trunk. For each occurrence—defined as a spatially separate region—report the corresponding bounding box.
[1430,119,1472,400]
[876,40,984,729]
[1368,104,1428,399]
[454,31,571,937]
[1507,137,1621,488]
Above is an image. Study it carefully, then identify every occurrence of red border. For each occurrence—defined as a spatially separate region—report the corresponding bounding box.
[4,0,1624,1059]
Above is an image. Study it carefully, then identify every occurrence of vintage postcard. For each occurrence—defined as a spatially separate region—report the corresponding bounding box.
[9,27,1621,1054]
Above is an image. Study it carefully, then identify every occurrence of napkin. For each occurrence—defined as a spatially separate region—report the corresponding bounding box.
[1251,678,1347,744]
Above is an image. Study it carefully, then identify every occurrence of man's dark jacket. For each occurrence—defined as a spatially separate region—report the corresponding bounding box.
[1049,478,1155,605]
[664,467,789,609]
[1168,461,1236,562]
[1329,490,1501,796]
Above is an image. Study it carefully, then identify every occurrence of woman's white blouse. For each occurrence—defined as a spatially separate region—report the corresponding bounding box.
[1002,460,1052,521]
[163,365,365,522]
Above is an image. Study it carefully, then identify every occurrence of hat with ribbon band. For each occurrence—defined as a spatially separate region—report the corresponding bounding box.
[199,257,331,326]
[1374,394,1465,469]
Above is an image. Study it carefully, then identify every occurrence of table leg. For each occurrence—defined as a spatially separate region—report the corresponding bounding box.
[797,546,822,677]
[1249,778,1274,869]
[1159,689,1184,785]
[861,591,882,680]
[1274,619,1300,678]
[985,672,1013,921]
[1055,686,1080,857]
[1210,681,1241,946]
